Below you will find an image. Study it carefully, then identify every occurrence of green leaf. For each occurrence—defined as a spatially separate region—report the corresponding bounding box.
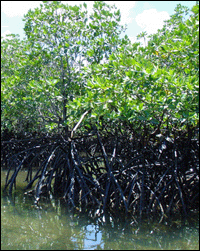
[139,103,144,110]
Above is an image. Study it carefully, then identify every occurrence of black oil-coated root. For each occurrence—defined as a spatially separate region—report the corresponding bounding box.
[2,126,199,223]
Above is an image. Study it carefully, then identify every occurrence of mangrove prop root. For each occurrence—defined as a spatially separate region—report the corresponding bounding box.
[1,126,199,223]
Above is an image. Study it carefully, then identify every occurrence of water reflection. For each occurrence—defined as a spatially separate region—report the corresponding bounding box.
[1,171,199,250]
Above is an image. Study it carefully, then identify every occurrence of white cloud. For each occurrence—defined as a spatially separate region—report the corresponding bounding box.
[135,8,170,35]
[1,1,42,17]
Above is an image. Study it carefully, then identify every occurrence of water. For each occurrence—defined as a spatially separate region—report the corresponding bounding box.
[1,171,199,250]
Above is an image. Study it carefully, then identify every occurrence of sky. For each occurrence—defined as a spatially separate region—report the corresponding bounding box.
[1,1,197,45]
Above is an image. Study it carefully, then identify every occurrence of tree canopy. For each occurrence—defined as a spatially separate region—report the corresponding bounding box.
[1,1,199,135]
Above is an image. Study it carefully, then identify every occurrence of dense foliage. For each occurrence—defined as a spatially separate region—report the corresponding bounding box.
[1,2,199,134]
[67,4,199,134]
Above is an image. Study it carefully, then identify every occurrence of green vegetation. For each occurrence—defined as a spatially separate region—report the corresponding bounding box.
[1,1,199,135]
[1,1,199,222]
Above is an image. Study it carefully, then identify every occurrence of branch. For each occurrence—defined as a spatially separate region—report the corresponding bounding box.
[70,109,92,139]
